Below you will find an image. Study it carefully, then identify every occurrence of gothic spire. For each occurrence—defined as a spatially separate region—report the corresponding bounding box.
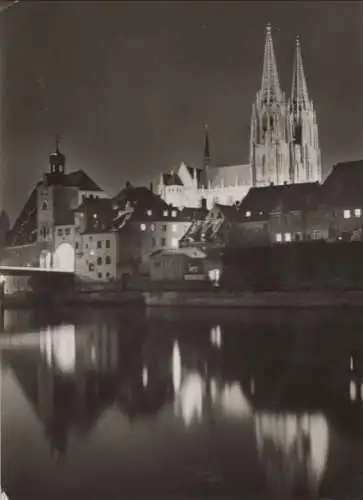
[291,35,309,111]
[260,23,282,103]
[203,123,211,168]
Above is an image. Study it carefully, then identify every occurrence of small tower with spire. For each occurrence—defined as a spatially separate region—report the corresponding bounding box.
[288,35,322,183]
[250,24,290,187]
[48,135,66,184]
[201,123,211,188]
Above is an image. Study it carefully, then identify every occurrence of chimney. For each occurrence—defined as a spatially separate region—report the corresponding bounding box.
[201,197,207,210]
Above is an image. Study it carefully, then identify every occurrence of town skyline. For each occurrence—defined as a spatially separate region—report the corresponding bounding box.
[2,1,363,221]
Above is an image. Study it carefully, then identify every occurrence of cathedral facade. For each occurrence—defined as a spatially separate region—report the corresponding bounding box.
[155,24,322,210]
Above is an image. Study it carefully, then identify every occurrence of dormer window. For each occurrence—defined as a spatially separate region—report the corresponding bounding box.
[245,211,251,217]
[163,210,168,217]
[147,210,152,216]
[171,210,177,218]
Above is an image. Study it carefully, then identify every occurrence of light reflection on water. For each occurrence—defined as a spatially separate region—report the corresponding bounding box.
[2,307,363,498]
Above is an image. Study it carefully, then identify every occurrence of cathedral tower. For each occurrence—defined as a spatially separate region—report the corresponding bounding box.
[288,36,322,183]
[201,123,211,188]
[250,24,290,187]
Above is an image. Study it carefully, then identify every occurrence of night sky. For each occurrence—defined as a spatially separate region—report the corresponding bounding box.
[1,1,363,221]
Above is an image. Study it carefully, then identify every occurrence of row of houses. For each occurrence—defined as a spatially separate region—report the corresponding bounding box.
[3,147,363,287]
[181,159,363,250]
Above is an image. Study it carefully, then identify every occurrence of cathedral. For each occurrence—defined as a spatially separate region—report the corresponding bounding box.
[155,24,322,210]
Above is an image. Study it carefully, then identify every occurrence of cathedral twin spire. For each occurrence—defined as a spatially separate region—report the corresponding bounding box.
[260,24,309,109]
[250,24,321,186]
[260,23,282,104]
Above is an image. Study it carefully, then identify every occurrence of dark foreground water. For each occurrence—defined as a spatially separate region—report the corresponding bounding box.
[2,306,363,500]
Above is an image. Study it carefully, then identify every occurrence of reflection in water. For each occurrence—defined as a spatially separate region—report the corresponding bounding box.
[210,324,222,348]
[4,308,363,498]
[255,413,329,496]
[40,325,76,374]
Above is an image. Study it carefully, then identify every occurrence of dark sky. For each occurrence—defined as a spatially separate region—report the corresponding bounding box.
[1,1,363,221]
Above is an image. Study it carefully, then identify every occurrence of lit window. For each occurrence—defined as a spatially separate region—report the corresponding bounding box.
[151,224,155,231]
[147,209,152,216]
[172,224,177,233]
[140,223,146,231]
[245,211,251,217]
[171,238,179,248]
[284,232,292,242]
[343,210,351,219]
[276,233,282,242]
[163,210,168,217]
[355,208,361,217]
[172,210,177,217]
[312,230,321,240]
[93,213,98,219]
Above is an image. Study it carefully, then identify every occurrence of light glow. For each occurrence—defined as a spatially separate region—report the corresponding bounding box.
[0,265,73,274]
[54,243,75,272]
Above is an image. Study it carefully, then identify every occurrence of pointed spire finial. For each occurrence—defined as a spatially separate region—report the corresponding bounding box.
[55,134,60,153]
[260,23,282,103]
[291,35,309,111]
[204,123,210,162]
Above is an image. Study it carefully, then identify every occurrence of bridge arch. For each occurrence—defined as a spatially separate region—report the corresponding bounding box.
[53,242,75,272]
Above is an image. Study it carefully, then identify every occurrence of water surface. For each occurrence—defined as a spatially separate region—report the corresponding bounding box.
[2,306,363,499]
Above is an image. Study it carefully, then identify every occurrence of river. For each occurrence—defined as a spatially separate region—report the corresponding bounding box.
[1,305,363,499]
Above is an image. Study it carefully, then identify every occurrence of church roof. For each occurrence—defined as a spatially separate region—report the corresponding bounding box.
[207,163,252,187]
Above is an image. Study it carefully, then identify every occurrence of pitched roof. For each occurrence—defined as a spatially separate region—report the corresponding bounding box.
[207,163,252,187]
[238,182,320,220]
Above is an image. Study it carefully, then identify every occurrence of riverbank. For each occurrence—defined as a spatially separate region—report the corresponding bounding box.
[143,290,363,308]
[6,288,363,309]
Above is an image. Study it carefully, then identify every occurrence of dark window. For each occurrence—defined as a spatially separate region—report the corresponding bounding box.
[97,257,102,265]
[41,201,48,210]
[65,228,70,236]
[57,229,63,236]
[106,239,110,248]
[105,256,111,265]
[152,238,156,247]
[162,224,167,232]
[161,238,166,246]
[85,244,88,249]
[106,272,110,278]
[98,272,102,278]
[75,242,79,249]
[97,240,102,249]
